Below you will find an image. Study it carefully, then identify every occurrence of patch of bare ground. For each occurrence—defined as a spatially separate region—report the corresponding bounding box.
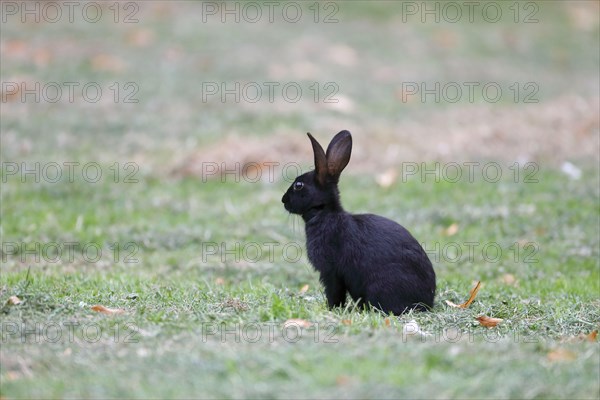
[171,94,599,180]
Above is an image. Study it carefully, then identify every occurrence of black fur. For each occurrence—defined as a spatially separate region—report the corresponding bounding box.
[282,130,436,314]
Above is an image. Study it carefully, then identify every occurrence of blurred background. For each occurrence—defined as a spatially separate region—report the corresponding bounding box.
[2,1,598,176]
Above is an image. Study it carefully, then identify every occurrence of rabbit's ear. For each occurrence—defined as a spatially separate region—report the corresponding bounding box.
[325,130,352,178]
[307,132,328,185]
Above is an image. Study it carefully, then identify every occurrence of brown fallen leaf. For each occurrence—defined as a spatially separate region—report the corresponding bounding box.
[445,281,481,309]
[384,318,391,327]
[567,330,599,343]
[341,319,352,326]
[476,316,503,328]
[443,223,459,236]
[547,348,577,362]
[283,319,313,329]
[299,284,309,294]
[6,296,22,305]
[214,277,225,285]
[91,305,125,315]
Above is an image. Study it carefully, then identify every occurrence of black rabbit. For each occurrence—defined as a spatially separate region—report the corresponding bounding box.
[282,130,436,314]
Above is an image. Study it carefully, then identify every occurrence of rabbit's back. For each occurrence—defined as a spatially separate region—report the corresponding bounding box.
[305,211,436,312]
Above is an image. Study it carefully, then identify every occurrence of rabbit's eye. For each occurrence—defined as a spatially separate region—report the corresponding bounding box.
[293,181,304,191]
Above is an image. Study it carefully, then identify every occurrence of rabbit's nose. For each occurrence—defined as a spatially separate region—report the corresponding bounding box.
[282,193,288,203]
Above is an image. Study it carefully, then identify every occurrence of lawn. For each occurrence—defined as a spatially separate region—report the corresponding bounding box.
[1,1,599,399]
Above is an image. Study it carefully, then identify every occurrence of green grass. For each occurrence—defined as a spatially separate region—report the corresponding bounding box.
[1,1,599,399]
[2,168,599,398]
